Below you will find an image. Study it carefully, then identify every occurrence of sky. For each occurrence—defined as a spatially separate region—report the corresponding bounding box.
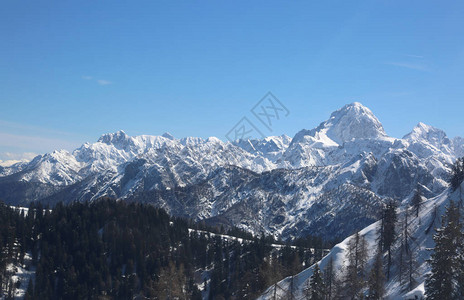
[1,1,464,163]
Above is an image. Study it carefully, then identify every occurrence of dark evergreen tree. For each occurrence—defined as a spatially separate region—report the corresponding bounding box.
[398,208,419,292]
[379,201,397,280]
[411,188,423,218]
[367,249,385,300]
[343,232,368,299]
[286,274,297,300]
[405,247,419,293]
[425,200,463,300]
[308,263,325,300]
[323,256,336,300]
[450,157,464,192]
[24,278,34,300]
[398,207,409,287]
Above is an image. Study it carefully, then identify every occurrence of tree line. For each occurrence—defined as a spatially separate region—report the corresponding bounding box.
[0,198,328,299]
[281,201,399,300]
[426,157,464,299]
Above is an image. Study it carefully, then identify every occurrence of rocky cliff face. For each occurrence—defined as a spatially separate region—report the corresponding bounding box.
[1,102,461,240]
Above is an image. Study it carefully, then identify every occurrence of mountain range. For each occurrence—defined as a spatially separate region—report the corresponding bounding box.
[1,102,462,241]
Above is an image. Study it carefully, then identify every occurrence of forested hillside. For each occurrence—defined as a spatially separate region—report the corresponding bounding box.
[258,157,464,299]
[0,199,328,299]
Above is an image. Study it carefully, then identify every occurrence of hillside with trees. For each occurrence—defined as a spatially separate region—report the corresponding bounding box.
[0,199,328,299]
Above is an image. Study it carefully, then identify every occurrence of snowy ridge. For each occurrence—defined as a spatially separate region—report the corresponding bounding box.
[0,102,462,242]
[258,182,462,299]
[310,102,387,145]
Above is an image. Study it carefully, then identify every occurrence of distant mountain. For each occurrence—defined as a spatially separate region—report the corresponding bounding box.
[1,102,462,241]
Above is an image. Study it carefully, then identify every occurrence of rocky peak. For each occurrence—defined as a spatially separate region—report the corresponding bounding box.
[98,130,131,147]
[322,102,387,144]
[403,122,451,148]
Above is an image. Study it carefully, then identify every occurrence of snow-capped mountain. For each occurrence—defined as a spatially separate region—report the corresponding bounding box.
[0,102,462,241]
[294,102,388,146]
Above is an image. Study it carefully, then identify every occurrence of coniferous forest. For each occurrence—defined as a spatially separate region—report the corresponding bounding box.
[0,158,463,299]
[0,199,327,299]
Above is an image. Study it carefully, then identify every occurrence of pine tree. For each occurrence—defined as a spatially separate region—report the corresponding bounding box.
[411,188,423,218]
[450,157,464,192]
[398,208,410,287]
[397,207,419,293]
[24,278,34,300]
[343,232,368,299]
[304,277,312,300]
[405,247,418,293]
[323,256,336,300]
[271,281,284,300]
[308,263,325,300]
[425,200,463,299]
[269,253,285,300]
[286,274,297,300]
[367,249,385,300]
[379,201,397,280]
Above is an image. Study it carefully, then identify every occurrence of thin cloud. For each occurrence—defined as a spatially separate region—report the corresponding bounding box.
[0,132,82,153]
[0,122,88,160]
[404,54,424,59]
[2,152,38,160]
[82,75,113,86]
[97,79,112,86]
[0,152,38,166]
[0,120,76,137]
[384,62,429,71]
[387,91,415,97]
[0,160,24,167]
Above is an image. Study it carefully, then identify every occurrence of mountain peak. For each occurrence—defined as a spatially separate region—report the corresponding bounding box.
[413,122,435,133]
[403,122,451,151]
[403,122,447,141]
[335,102,376,116]
[321,102,387,144]
[98,130,130,146]
[162,132,175,140]
[345,101,364,108]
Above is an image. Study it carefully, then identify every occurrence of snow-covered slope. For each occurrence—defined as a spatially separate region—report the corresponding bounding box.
[258,182,462,299]
[0,102,462,242]
[453,137,464,157]
[233,135,291,162]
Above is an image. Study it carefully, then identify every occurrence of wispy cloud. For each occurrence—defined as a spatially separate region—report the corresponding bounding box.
[404,54,424,59]
[97,79,112,86]
[384,62,429,71]
[387,91,415,97]
[0,152,38,166]
[82,75,113,86]
[0,120,89,162]
[0,132,82,153]
[1,152,38,160]
[0,120,76,137]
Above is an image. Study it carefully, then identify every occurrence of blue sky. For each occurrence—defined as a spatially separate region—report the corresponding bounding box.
[1,1,464,162]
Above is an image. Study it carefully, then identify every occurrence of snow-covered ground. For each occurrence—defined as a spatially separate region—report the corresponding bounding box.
[9,206,52,217]
[188,228,329,254]
[1,253,35,300]
[258,182,462,299]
